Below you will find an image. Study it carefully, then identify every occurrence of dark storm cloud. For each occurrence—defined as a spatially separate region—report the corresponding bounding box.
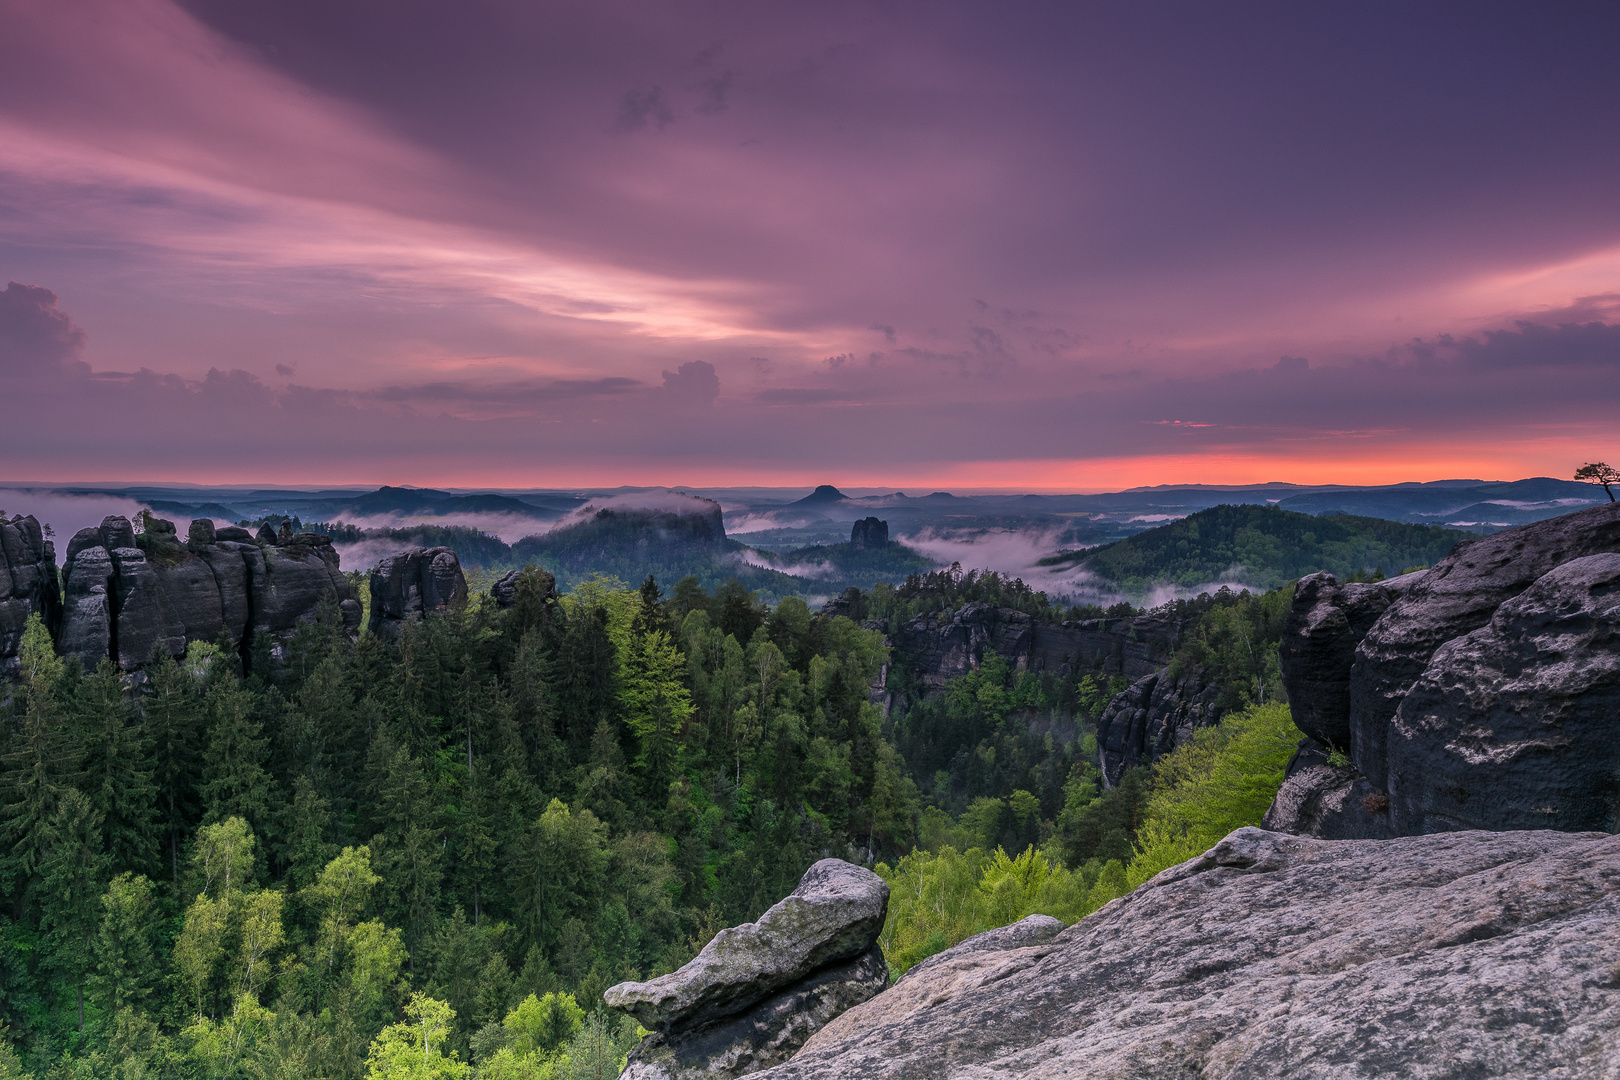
[0,282,86,373]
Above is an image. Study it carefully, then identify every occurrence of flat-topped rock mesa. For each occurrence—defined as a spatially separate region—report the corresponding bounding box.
[368,546,469,639]
[0,514,61,680]
[754,827,1620,1079]
[1267,501,1620,838]
[58,514,360,672]
[606,859,890,1080]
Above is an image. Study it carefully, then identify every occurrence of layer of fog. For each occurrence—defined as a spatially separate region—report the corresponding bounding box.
[898,526,1267,609]
[0,488,154,543]
[723,511,831,534]
[734,547,838,579]
[323,511,546,544]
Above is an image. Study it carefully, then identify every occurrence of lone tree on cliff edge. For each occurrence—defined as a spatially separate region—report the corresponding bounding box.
[1575,462,1620,501]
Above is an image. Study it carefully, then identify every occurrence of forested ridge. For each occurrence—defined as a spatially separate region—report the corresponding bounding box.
[0,560,1303,1079]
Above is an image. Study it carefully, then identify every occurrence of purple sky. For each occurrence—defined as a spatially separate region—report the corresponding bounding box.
[3,0,1619,488]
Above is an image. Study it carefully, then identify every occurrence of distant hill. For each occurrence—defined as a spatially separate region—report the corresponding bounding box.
[788,484,851,509]
[1276,477,1602,530]
[1072,504,1471,591]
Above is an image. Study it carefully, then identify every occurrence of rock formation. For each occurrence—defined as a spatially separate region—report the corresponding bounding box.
[1093,663,1223,785]
[755,827,1620,1079]
[606,859,889,1080]
[848,518,888,550]
[0,515,61,681]
[1267,503,1620,838]
[367,546,468,639]
[886,603,1182,697]
[57,515,359,672]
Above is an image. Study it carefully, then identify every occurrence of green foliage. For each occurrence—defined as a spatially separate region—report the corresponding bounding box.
[1080,504,1467,592]
[1125,701,1302,887]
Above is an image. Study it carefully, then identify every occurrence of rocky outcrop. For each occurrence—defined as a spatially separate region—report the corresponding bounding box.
[607,859,889,1080]
[1093,664,1222,785]
[367,546,467,639]
[1349,502,1620,790]
[58,515,359,672]
[1386,552,1620,834]
[756,827,1620,1079]
[887,604,1182,698]
[848,518,888,550]
[1278,569,1424,748]
[0,515,60,681]
[1271,504,1620,838]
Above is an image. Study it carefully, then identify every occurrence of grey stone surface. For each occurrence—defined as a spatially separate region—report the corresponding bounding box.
[1279,569,1424,748]
[0,515,60,681]
[894,913,1065,986]
[605,859,889,1032]
[758,827,1620,1080]
[1349,502,1620,789]
[621,945,888,1080]
[1261,763,1395,839]
[367,546,468,639]
[1386,552,1620,834]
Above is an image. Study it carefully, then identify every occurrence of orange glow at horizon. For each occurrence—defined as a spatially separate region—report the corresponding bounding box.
[8,437,1604,493]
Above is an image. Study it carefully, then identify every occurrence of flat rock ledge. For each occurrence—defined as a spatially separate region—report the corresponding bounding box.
[606,859,890,1080]
[753,827,1620,1080]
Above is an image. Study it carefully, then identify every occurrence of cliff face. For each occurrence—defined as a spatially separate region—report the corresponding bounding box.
[1093,663,1223,785]
[0,515,61,680]
[753,827,1620,1079]
[1267,503,1620,838]
[368,546,468,639]
[57,515,359,672]
[885,603,1181,696]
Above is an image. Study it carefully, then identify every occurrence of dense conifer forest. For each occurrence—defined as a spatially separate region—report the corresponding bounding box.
[0,560,1303,1079]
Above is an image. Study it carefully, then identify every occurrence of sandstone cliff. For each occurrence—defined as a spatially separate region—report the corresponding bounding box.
[57,515,359,672]
[367,545,468,639]
[0,514,60,680]
[1267,503,1620,838]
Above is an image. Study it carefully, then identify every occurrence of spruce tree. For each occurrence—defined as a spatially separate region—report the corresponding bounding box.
[199,675,273,836]
[39,787,107,1030]
[74,658,160,876]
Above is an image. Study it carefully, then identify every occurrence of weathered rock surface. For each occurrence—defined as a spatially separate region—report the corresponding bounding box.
[1271,505,1620,838]
[0,515,60,680]
[758,827,1620,1079]
[57,515,358,672]
[606,859,889,1032]
[1094,664,1223,784]
[1279,569,1425,748]
[1261,761,1396,840]
[620,946,889,1080]
[1349,502,1620,789]
[1385,552,1620,834]
[367,546,468,639]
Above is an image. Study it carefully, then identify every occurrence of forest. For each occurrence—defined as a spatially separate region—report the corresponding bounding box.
[0,561,1303,1079]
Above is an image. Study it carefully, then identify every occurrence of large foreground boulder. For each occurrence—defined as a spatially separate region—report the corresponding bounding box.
[757,827,1620,1079]
[606,859,889,1080]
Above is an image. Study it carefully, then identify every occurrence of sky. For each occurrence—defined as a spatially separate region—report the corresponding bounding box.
[2,0,1619,490]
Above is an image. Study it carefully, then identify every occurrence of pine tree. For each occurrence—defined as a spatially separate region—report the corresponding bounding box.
[0,617,72,906]
[39,787,108,1030]
[74,658,160,876]
[144,652,203,883]
[199,674,273,835]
